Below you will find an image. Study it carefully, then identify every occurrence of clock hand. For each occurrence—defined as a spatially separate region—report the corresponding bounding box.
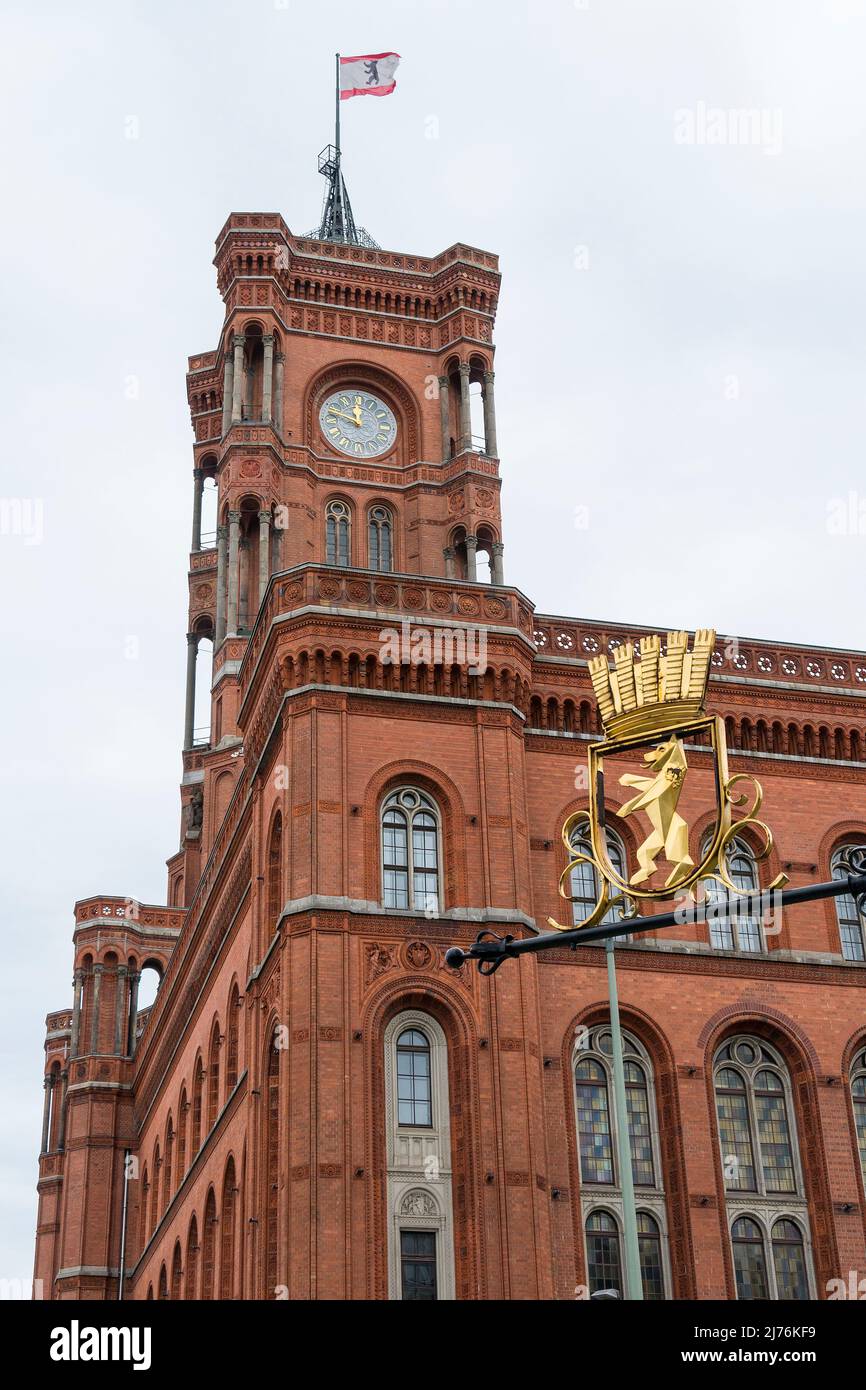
[328,410,361,426]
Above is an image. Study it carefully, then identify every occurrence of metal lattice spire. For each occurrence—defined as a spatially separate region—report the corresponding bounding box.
[313,144,379,248]
[307,54,380,248]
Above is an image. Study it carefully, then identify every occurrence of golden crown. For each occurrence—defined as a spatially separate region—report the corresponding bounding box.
[588,629,715,740]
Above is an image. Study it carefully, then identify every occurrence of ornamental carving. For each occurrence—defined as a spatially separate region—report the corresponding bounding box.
[475,488,495,511]
[366,942,398,984]
[403,940,433,970]
[400,1190,437,1217]
[448,491,466,514]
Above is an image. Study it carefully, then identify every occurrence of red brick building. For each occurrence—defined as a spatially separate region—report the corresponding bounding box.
[33,202,866,1302]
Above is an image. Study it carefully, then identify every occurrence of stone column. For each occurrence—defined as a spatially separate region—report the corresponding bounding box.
[191,468,204,550]
[491,541,505,586]
[114,965,128,1055]
[70,969,83,1058]
[127,972,141,1056]
[221,354,234,436]
[215,523,228,644]
[272,511,284,573]
[274,353,285,435]
[443,546,456,580]
[438,375,451,463]
[261,334,274,423]
[482,371,498,457]
[183,633,198,749]
[56,1071,68,1151]
[89,964,103,1055]
[465,533,478,582]
[41,1076,53,1153]
[258,510,271,604]
[226,511,241,636]
[458,363,472,453]
[230,334,245,423]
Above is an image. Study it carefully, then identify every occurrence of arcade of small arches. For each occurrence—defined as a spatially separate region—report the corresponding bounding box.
[525,694,865,765]
[276,647,530,707]
[138,983,243,1290]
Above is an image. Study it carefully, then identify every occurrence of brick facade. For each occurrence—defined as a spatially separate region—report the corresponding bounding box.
[33,213,866,1301]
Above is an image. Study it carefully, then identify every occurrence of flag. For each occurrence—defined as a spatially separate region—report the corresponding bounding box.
[339,52,400,100]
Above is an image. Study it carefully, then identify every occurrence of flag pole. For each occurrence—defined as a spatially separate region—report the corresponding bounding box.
[334,51,344,240]
[335,51,341,159]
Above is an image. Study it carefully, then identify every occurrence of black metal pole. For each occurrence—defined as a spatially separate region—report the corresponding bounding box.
[445,872,866,975]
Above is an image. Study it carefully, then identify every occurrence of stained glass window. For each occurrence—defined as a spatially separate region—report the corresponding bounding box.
[754,1070,796,1193]
[732,1217,769,1300]
[625,1061,655,1187]
[772,1220,808,1300]
[715,1067,757,1191]
[586,1211,622,1296]
[637,1211,664,1301]
[575,1057,613,1184]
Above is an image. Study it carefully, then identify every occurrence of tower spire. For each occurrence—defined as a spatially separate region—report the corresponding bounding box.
[311,52,380,248]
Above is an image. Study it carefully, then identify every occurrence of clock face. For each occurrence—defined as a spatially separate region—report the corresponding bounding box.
[319,389,397,458]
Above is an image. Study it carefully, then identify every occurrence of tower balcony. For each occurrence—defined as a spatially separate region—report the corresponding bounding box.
[237,563,537,722]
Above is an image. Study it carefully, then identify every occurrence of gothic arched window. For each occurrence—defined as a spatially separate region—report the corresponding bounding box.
[325,499,351,566]
[574,1026,669,1299]
[568,826,627,928]
[713,1036,813,1299]
[702,835,762,952]
[850,1047,866,1190]
[585,1210,621,1295]
[368,505,393,572]
[381,787,441,913]
[832,847,866,961]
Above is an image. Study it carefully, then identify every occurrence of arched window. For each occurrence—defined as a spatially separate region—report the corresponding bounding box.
[163,1117,174,1210]
[177,1088,187,1181]
[201,1189,217,1300]
[220,1158,236,1299]
[207,1021,221,1128]
[170,1241,182,1300]
[702,835,763,952]
[226,986,240,1092]
[158,1263,168,1300]
[573,1026,669,1298]
[831,847,866,961]
[264,1036,280,1297]
[368,505,393,572]
[325,499,351,566]
[185,1216,199,1300]
[771,1219,809,1300]
[713,1037,813,1299]
[850,1047,866,1190]
[637,1212,664,1301]
[732,1216,769,1300]
[396,1029,432,1126]
[267,813,283,935]
[191,1057,204,1157]
[384,1011,455,1300]
[585,1210,622,1296]
[381,788,441,913]
[568,826,627,927]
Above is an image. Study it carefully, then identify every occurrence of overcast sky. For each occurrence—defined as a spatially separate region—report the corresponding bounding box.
[2,0,865,1289]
